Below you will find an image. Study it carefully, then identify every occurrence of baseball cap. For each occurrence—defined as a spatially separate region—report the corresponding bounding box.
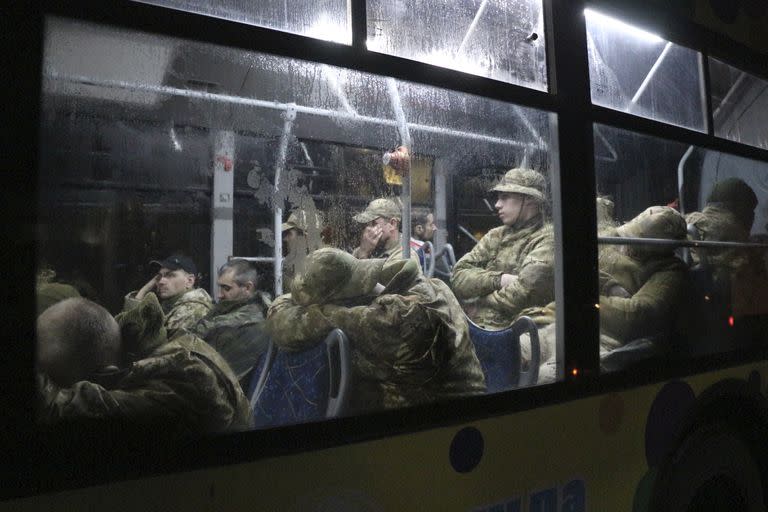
[150,254,197,274]
[352,197,402,224]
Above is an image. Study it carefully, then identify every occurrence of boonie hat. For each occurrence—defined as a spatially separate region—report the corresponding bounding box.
[617,206,686,240]
[150,254,197,274]
[491,168,547,202]
[291,248,385,305]
[353,197,402,224]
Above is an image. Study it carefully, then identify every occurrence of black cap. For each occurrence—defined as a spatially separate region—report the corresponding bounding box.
[150,255,197,274]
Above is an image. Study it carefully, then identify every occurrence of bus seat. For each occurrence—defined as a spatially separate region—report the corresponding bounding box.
[251,329,351,428]
[246,339,276,411]
[680,263,732,356]
[467,316,540,392]
[601,338,659,372]
[432,243,456,281]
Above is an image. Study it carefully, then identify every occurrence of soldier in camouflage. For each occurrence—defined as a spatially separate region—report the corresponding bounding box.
[451,168,555,331]
[189,259,271,387]
[352,197,422,268]
[282,208,326,291]
[124,254,212,336]
[38,296,252,434]
[267,248,485,413]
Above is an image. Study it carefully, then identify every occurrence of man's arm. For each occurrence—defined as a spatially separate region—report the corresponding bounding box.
[451,230,504,300]
[266,294,334,351]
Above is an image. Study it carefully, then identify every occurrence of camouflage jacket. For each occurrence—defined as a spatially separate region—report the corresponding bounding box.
[189,293,271,381]
[686,205,751,274]
[598,249,687,343]
[267,260,486,413]
[125,287,213,336]
[451,216,555,330]
[352,235,422,269]
[40,294,252,434]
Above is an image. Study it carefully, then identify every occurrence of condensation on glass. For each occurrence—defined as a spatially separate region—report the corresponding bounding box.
[133,0,351,43]
[594,125,768,372]
[709,58,768,150]
[585,9,706,132]
[367,0,547,90]
[38,16,559,433]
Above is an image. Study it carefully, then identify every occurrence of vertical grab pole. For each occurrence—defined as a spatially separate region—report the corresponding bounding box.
[273,105,297,296]
[386,78,413,259]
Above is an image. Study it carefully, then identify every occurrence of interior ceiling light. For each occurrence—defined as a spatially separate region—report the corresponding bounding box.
[584,8,663,44]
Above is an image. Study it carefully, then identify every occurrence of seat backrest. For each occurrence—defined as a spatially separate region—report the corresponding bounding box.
[251,329,351,428]
[467,316,540,392]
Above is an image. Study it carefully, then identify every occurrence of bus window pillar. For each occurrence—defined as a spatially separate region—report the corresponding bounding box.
[433,158,450,252]
[273,105,297,296]
[211,129,235,296]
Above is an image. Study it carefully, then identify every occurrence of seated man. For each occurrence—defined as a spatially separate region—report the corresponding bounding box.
[451,168,555,330]
[189,259,271,385]
[38,296,252,434]
[125,254,213,335]
[409,208,437,251]
[267,248,485,413]
[352,197,422,267]
[282,208,326,291]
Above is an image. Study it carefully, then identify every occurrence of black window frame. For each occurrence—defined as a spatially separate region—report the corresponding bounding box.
[4,0,768,500]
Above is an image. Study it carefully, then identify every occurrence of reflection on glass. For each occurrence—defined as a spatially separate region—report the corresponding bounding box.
[586,9,705,132]
[134,0,351,43]
[709,58,768,150]
[594,125,768,372]
[367,0,547,90]
[38,17,558,435]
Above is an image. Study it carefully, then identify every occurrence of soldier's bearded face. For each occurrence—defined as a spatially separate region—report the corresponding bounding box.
[156,267,193,299]
[218,270,252,301]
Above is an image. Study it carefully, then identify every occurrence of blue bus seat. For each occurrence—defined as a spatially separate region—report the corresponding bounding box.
[246,339,276,411]
[251,329,351,428]
[601,338,659,372]
[467,316,540,392]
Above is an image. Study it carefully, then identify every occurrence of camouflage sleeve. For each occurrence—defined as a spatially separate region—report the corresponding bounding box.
[166,301,212,333]
[451,231,503,300]
[266,294,334,351]
[599,268,686,343]
[479,237,555,315]
[123,291,141,312]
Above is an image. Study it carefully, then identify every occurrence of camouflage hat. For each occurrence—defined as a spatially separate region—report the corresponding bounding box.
[281,209,324,233]
[352,197,402,224]
[491,168,547,201]
[291,248,385,305]
[617,206,686,240]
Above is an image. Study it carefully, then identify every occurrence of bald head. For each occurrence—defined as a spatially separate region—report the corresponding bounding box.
[37,298,121,387]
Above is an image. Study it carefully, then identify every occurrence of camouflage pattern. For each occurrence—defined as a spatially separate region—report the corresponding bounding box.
[189,292,271,382]
[39,293,252,434]
[687,204,751,271]
[36,282,81,316]
[353,197,403,224]
[491,168,547,202]
[451,215,555,330]
[124,287,212,336]
[267,253,486,413]
[352,233,422,268]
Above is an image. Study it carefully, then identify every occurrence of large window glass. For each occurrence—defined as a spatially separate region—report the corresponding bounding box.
[38,17,560,435]
[367,0,547,90]
[594,125,768,371]
[709,58,768,150]
[134,0,351,43]
[586,9,706,132]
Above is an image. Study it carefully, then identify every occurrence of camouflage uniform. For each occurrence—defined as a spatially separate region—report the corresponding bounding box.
[189,293,271,382]
[124,287,212,336]
[267,248,485,413]
[351,197,422,267]
[39,293,253,434]
[452,168,555,330]
[282,208,326,291]
[599,206,688,344]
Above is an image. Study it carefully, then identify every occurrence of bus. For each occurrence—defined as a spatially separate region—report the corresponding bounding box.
[4,0,768,510]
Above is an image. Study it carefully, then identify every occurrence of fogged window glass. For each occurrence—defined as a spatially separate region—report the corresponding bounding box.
[586,9,706,132]
[38,17,558,435]
[367,0,547,90]
[594,125,768,372]
[709,58,768,150]
[134,0,350,43]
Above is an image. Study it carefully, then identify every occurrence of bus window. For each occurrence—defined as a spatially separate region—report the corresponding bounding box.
[585,9,706,132]
[594,125,768,371]
[37,15,560,434]
[367,0,547,90]
[130,0,351,43]
[709,58,768,151]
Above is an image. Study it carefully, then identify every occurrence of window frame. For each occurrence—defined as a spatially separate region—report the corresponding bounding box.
[5,0,768,500]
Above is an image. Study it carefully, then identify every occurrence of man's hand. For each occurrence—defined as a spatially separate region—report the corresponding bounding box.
[499,273,518,289]
[135,274,159,300]
[358,225,383,258]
